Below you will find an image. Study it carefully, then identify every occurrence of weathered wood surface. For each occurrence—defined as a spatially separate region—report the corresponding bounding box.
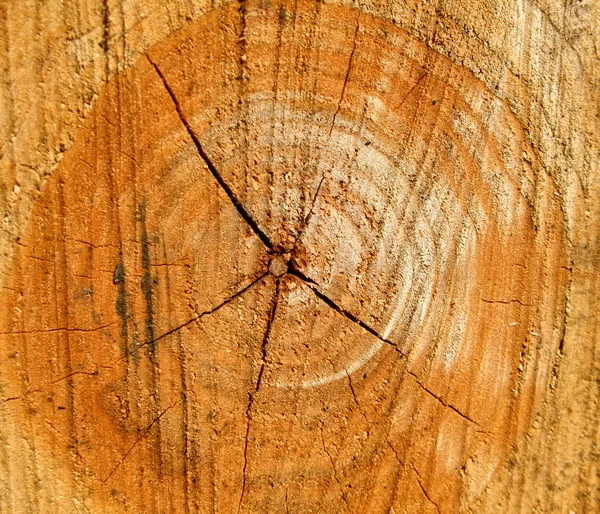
[0,0,598,512]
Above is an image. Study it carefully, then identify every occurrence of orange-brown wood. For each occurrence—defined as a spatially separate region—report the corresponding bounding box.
[0,0,598,512]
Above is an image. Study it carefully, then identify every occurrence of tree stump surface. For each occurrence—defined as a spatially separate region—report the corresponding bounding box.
[0,0,598,513]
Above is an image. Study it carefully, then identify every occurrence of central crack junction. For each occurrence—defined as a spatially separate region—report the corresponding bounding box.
[147,52,406,360]
[268,253,290,278]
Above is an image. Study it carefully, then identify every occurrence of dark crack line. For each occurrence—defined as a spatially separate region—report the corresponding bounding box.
[67,238,119,250]
[481,298,532,307]
[408,371,485,429]
[1,367,114,405]
[254,279,280,392]
[346,371,371,429]
[238,411,252,510]
[346,371,361,411]
[238,279,280,514]
[385,436,403,467]
[1,397,23,405]
[285,489,290,514]
[286,270,491,432]
[26,255,53,263]
[329,12,360,136]
[288,268,406,359]
[146,55,274,251]
[133,271,269,355]
[0,323,116,336]
[303,173,326,228]
[49,369,99,385]
[102,400,180,483]
[287,266,319,286]
[320,426,348,507]
[412,465,441,514]
[290,172,326,253]
[394,72,428,111]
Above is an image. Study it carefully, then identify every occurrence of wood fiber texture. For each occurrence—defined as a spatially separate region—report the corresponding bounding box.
[0,0,598,513]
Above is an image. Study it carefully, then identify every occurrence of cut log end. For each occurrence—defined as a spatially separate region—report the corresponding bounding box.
[0,0,581,512]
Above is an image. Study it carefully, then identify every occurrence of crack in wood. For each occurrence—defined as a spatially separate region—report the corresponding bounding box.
[238,278,280,514]
[290,172,326,253]
[480,298,532,307]
[412,465,441,514]
[48,369,101,384]
[1,273,272,411]
[139,198,156,353]
[346,371,361,409]
[67,238,120,250]
[287,267,406,358]
[1,397,23,405]
[285,269,492,431]
[394,72,428,111]
[255,279,280,393]
[385,436,404,467]
[320,425,349,508]
[146,54,274,251]
[102,400,181,483]
[0,323,117,336]
[407,372,486,430]
[329,11,360,136]
[0,366,114,405]
[134,271,269,355]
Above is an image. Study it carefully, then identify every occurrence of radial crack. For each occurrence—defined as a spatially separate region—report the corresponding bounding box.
[0,323,116,336]
[329,12,360,136]
[286,270,490,432]
[254,279,280,392]
[1,397,22,405]
[346,371,370,428]
[238,279,280,514]
[346,371,360,409]
[385,436,403,467]
[394,72,428,111]
[102,400,180,483]
[49,369,99,384]
[1,368,113,405]
[320,426,348,507]
[291,172,326,253]
[481,298,532,307]
[146,55,274,251]
[408,371,485,429]
[412,465,441,514]
[288,268,406,359]
[286,270,491,431]
[134,271,269,355]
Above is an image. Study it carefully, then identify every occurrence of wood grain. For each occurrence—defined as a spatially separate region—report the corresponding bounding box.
[0,0,598,512]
